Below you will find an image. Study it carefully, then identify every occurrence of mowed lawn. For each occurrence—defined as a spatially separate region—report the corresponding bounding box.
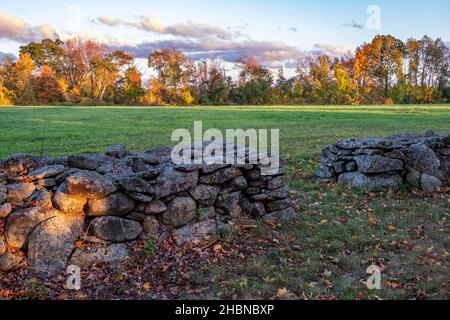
[0,105,449,300]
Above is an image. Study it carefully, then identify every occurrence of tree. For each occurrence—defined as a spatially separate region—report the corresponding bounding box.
[3,53,36,105]
[234,56,274,105]
[119,66,146,104]
[147,49,194,105]
[20,38,64,75]
[33,65,64,104]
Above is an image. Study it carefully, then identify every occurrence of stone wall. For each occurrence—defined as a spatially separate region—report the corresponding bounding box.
[0,143,294,278]
[317,131,450,191]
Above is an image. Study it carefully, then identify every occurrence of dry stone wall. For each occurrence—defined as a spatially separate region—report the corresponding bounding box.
[0,143,294,278]
[317,131,450,192]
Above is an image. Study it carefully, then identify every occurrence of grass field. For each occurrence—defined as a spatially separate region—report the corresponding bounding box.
[0,105,449,300]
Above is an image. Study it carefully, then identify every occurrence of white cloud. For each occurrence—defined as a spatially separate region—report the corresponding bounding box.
[0,10,58,42]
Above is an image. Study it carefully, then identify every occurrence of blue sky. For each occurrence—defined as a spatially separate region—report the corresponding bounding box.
[1,0,449,70]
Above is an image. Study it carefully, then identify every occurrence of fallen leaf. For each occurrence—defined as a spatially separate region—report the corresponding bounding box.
[369,216,378,226]
[277,287,290,298]
[143,282,151,291]
[388,225,397,232]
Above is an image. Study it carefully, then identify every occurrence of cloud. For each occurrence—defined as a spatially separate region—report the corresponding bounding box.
[312,43,354,57]
[343,20,364,29]
[288,27,298,32]
[96,16,232,40]
[109,38,302,66]
[0,10,58,42]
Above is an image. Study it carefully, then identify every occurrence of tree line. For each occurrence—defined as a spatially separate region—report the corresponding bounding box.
[0,35,449,106]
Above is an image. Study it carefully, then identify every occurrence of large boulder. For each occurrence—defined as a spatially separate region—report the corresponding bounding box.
[53,182,87,214]
[67,155,103,171]
[66,171,117,199]
[188,184,220,207]
[28,165,66,181]
[155,167,198,199]
[173,220,218,246]
[0,252,23,272]
[420,173,443,192]
[4,207,57,249]
[27,212,84,278]
[69,243,129,267]
[338,172,402,191]
[404,142,442,178]
[90,216,143,242]
[354,155,404,173]
[263,207,296,224]
[85,193,135,217]
[7,182,36,201]
[162,197,197,228]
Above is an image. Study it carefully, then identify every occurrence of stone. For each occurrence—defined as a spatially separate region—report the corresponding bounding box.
[316,165,334,180]
[420,174,443,192]
[136,168,162,180]
[173,220,218,246]
[118,176,154,194]
[266,187,291,201]
[7,182,36,200]
[336,137,399,150]
[338,172,402,191]
[266,198,292,213]
[405,143,442,178]
[263,207,296,224]
[199,167,242,185]
[37,178,56,188]
[5,207,58,249]
[0,203,12,219]
[155,167,198,199]
[66,171,117,199]
[333,161,347,174]
[162,197,197,228]
[231,176,248,191]
[0,191,5,204]
[85,193,135,217]
[145,200,167,215]
[28,165,66,181]
[354,155,404,174]
[0,252,22,272]
[67,155,103,171]
[53,182,87,214]
[90,216,143,242]
[345,161,357,172]
[69,243,130,267]
[249,202,266,217]
[29,189,53,208]
[106,144,127,159]
[188,184,220,207]
[245,169,261,181]
[266,176,287,190]
[406,167,421,187]
[3,153,35,176]
[142,216,160,237]
[0,236,5,256]
[28,213,84,278]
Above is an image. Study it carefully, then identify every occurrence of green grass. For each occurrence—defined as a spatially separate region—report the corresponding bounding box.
[0,105,449,300]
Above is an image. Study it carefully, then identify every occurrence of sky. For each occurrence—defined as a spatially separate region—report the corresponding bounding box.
[0,0,449,75]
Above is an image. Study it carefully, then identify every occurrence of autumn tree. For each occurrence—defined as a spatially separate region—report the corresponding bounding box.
[33,65,64,104]
[20,39,64,75]
[148,49,194,105]
[118,66,146,104]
